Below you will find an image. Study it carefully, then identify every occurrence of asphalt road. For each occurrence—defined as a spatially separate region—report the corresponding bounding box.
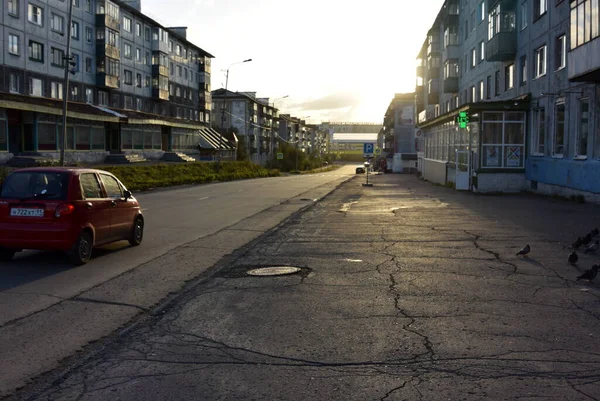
[0,165,357,398]
[10,171,600,401]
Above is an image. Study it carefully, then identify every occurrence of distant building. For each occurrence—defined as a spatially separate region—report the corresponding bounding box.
[319,122,381,155]
[382,93,417,172]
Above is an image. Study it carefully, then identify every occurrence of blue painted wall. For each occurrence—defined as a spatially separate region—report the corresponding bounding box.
[526,157,600,194]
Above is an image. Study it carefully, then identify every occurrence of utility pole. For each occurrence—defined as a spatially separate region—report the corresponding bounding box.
[59,0,75,167]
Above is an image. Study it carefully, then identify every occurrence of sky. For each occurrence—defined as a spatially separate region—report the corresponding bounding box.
[141,0,444,124]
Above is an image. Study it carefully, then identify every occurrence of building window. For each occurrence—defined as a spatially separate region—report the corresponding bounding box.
[471,85,476,102]
[136,22,141,36]
[177,65,182,76]
[71,21,79,40]
[555,35,566,70]
[29,77,43,97]
[51,47,65,67]
[486,75,492,99]
[145,27,150,41]
[85,57,92,73]
[444,60,458,78]
[28,4,43,26]
[98,91,108,106]
[571,0,599,49]
[73,0,79,7]
[51,13,64,34]
[444,26,458,47]
[479,1,486,21]
[145,75,150,87]
[124,43,132,58]
[534,45,547,77]
[479,80,484,100]
[482,112,526,168]
[520,55,527,84]
[480,41,485,62]
[136,48,141,62]
[8,0,19,17]
[124,96,133,110]
[145,52,150,65]
[51,82,63,100]
[553,102,566,156]
[534,0,548,18]
[576,98,589,157]
[505,63,514,89]
[72,53,80,72]
[123,16,132,32]
[29,40,44,62]
[85,26,93,43]
[9,73,20,93]
[521,1,528,29]
[494,70,500,95]
[86,0,92,13]
[136,73,142,87]
[85,88,93,103]
[532,108,546,155]
[8,34,19,55]
[124,70,132,85]
[471,48,476,68]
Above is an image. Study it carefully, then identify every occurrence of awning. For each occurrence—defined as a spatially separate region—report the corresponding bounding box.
[198,128,235,150]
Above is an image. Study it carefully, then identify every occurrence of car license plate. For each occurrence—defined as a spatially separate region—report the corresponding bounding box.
[10,208,44,217]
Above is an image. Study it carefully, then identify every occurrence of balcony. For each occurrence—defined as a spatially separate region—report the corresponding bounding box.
[569,37,600,82]
[443,77,458,93]
[96,14,119,31]
[152,88,169,100]
[485,32,517,61]
[427,42,440,56]
[443,44,459,61]
[96,73,119,89]
[427,78,440,104]
[152,65,169,77]
[96,43,120,60]
[416,91,425,113]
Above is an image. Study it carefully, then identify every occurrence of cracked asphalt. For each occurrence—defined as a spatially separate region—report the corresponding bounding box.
[12,173,600,401]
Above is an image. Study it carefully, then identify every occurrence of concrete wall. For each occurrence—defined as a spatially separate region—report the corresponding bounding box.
[475,173,526,193]
[526,157,600,194]
[526,180,600,204]
[422,158,447,185]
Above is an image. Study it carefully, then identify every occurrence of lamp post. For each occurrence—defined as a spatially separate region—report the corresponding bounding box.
[218,58,252,169]
[59,0,75,167]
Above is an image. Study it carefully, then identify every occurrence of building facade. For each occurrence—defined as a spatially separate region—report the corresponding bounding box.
[416,0,600,199]
[383,93,418,172]
[1,0,215,164]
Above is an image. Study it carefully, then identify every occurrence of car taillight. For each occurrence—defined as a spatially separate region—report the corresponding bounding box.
[55,204,75,218]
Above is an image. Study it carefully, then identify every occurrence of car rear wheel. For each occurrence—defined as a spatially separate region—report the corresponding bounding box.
[129,217,144,246]
[68,231,93,266]
[0,248,15,262]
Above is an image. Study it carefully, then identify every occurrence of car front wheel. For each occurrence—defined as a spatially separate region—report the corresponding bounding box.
[68,231,93,266]
[129,217,144,246]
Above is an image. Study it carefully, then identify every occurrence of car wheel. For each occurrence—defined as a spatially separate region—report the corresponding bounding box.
[0,248,15,262]
[129,217,144,246]
[68,231,93,266]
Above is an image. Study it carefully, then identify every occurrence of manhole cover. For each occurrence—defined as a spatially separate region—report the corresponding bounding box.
[246,266,302,276]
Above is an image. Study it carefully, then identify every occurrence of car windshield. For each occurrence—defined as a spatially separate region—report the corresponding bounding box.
[0,171,69,201]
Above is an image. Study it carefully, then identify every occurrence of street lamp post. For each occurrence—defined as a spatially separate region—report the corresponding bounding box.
[59,0,75,167]
[218,58,251,169]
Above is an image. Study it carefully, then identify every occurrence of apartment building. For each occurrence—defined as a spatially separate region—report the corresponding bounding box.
[0,0,215,164]
[416,0,600,199]
[382,93,417,172]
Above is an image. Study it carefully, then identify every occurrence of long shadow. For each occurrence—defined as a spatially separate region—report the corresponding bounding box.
[0,242,131,291]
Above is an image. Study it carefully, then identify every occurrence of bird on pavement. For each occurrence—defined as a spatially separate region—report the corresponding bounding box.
[572,237,583,249]
[568,251,579,265]
[577,265,600,282]
[584,240,599,254]
[582,233,592,245]
[516,244,530,257]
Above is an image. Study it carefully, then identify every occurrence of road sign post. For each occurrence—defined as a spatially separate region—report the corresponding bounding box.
[362,143,375,187]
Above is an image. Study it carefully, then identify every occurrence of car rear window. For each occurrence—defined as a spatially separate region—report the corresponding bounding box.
[0,171,70,201]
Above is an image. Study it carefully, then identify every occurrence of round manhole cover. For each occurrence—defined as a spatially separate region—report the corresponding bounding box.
[246,266,302,276]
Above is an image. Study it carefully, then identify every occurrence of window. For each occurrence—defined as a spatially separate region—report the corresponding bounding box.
[124,70,132,85]
[471,85,476,102]
[86,0,92,13]
[9,73,19,93]
[486,75,492,99]
[80,174,104,199]
[533,108,546,155]
[177,65,182,76]
[136,73,142,87]
[85,57,92,73]
[123,16,132,32]
[534,0,548,18]
[176,44,181,56]
[72,54,80,72]
[553,102,565,156]
[85,27,93,43]
[480,41,485,62]
[73,0,79,7]
[481,112,526,168]
[145,75,151,87]
[555,35,566,69]
[145,27,150,41]
[570,0,599,49]
[488,3,516,40]
[51,47,65,67]
[99,174,123,198]
[28,4,43,26]
[577,98,589,157]
[521,1,528,29]
[124,43,132,58]
[520,55,527,84]
[51,13,64,34]
[29,41,44,62]
[85,88,93,103]
[29,77,43,96]
[471,48,476,67]
[444,26,458,47]
[145,52,150,65]
[98,91,108,106]
[479,1,486,21]
[505,63,514,89]
[136,48,141,62]
[8,0,19,16]
[8,34,19,55]
[479,80,484,100]
[124,96,133,110]
[51,82,63,100]
[535,45,546,77]
[71,21,79,40]
[136,22,141,36]
[495,70,500,95]
[444,61,458,78]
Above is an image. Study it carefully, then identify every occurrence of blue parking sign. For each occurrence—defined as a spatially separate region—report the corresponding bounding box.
[364,143,374,154]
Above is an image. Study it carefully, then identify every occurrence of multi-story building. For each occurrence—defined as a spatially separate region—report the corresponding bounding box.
[382,93,417,172]
[416,0,600,199]
[1,0,216,165]
[211,89,280,165]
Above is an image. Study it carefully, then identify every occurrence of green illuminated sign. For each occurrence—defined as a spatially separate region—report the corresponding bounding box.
[457,112,469,128]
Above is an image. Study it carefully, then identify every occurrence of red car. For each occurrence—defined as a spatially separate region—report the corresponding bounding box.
[0,167,144,265]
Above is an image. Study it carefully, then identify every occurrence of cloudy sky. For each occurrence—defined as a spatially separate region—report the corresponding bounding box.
[142,0,444,124]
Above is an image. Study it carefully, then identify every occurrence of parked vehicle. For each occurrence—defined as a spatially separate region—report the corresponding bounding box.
[0,167,144,265]
[356,166,365,174]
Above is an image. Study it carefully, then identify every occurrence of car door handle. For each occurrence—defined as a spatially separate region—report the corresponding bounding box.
[111,200,117,208]
[86,202,93,209]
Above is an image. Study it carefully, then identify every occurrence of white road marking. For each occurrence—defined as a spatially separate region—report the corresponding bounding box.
[198,197,210,201]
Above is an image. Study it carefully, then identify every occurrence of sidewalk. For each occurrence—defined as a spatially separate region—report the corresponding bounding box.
[15,173,600,401]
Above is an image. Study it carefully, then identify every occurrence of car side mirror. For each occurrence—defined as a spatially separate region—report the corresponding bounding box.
[123,190,132,199]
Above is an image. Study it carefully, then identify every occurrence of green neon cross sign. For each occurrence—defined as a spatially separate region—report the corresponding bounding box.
[457,111,469,129]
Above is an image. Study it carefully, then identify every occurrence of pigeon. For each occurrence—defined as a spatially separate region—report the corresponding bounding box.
[582,233,592,245]
[577,265,600,281]
[568,251,579,265]
[516,244,530,257]
[592,228,599,237]
[584,240,599,254]
[572,237,583,249]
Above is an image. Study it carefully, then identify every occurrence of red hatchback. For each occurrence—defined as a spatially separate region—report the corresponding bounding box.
[0,167,144,265]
